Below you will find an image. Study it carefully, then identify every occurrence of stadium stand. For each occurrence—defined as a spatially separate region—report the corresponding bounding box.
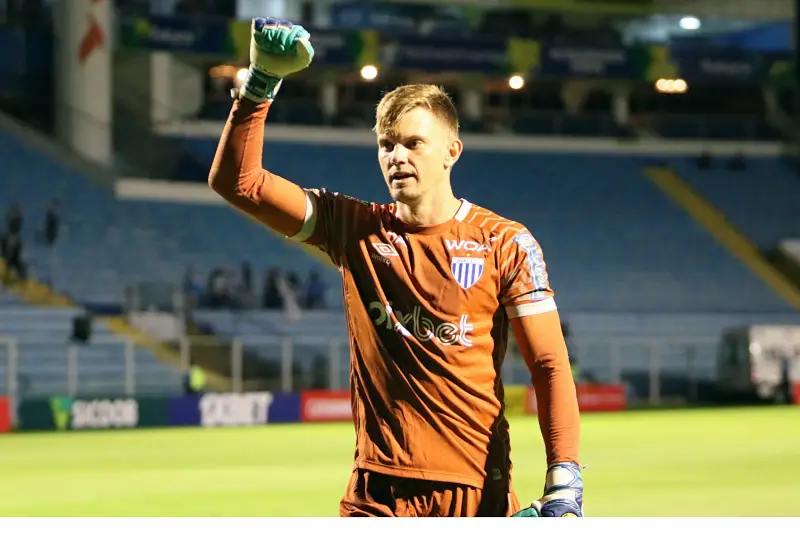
[175,136,797,315]
[4,116,800,397]
[0,130,186,399]
[670,156,800,250]
[0,293,183,398]
[0,127,334,311]
[168,134,800,389]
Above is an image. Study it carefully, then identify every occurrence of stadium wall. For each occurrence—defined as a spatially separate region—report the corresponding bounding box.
[6,383,800,433]
[157,121,786,156]
[124,123,789,202]
[6,384,629,432]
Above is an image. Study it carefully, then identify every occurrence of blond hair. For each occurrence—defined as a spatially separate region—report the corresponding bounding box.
[374,84,459,138]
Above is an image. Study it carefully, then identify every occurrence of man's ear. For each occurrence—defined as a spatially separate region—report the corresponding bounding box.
[444,137,463,170]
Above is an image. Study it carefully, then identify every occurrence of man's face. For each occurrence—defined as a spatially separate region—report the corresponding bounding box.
[377,107,460,204]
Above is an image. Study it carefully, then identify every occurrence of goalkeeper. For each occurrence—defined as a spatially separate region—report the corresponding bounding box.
[210,17,584,518]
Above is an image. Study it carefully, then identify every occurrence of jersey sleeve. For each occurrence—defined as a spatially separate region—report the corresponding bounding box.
[287,188,375,267]
[498,227,557,319]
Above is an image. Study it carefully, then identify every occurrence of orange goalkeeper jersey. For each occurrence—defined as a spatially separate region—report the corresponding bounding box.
[291,190,560,488]
[208,98,579,490]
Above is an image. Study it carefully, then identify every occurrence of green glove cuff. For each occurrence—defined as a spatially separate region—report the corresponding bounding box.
[239,67,283,103]
[512,507,540,517]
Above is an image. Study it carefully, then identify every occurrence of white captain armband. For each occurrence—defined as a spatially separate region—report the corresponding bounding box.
[505,297,557,319]
[288,189,318,242]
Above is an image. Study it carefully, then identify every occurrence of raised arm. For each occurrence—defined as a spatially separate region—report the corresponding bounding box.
[209,18,375,268]
[208,17,317,241]
[208,98,313,240]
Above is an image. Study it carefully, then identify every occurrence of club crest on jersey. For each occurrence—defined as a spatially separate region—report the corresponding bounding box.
[451,257,484,290]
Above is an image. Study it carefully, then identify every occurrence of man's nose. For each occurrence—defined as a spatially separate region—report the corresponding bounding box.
[390,144,409,165]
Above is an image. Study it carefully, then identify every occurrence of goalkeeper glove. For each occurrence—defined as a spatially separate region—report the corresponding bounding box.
[513,462,584,518]
[239,17,315,103]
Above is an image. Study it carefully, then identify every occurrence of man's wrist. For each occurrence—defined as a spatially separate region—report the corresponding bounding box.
[545,462,583,493]
[240,66,283,102]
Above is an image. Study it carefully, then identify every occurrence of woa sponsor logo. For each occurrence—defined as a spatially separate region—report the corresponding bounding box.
[445,239,491,253]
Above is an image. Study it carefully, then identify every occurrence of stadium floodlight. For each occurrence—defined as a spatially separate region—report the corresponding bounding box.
[655,78,688,94]
[679,16,701,31]
[508,74,525,90]
[360,65,378,81]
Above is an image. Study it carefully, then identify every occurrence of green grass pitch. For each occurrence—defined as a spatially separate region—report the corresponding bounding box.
[0,406,798,516]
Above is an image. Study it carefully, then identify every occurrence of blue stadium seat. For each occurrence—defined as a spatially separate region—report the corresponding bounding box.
[671,157,800,250]
[0,306,184,398]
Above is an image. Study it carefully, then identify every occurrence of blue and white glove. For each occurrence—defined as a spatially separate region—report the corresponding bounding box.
[239,17,315,103]
[513,462,584,517]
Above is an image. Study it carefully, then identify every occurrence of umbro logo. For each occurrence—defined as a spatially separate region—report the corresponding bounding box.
[372,242,398,257]
[370,242,396,265]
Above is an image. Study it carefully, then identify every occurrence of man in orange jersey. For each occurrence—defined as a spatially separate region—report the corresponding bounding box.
[209,18,583,518]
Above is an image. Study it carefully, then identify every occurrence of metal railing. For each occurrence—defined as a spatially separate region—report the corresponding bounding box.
[125,282,186,314]
[0,336,179,399]
[0,334,722,406]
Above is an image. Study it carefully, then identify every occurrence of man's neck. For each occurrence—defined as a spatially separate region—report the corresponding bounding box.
[395,190,462,227]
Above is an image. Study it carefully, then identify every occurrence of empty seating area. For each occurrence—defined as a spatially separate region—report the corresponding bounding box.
[671,157,800,250]
[0,129,335,309]
[192,309,347,340]
[4,122,794,314]
[176,136,796,315]
[2,121,798,394]
[0,299,184,398]
[5,120,793,316]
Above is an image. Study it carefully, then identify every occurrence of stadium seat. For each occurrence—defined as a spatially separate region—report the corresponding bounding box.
[0,304,183,398]
[671,157,800,250]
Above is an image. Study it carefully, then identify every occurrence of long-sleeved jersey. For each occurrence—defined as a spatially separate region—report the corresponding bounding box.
[209,98,580,489]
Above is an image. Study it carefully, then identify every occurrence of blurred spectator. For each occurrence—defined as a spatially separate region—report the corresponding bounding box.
[286,271,301,293]
[1,230,26,285]
[206,267,232,309]
[562,321,580,382]
[183,364,207,395]
[697,150,712,170]
[182,266,202,308]
[43,199,60,246]
[729,152,746,171]
[240,261,252,293]
[262,268,283,309]
[236,261,258,309]
[6,203,22,235]
[305,269,327,309]
[70,311,93,344]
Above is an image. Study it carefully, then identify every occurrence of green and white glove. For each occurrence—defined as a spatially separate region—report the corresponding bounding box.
[239,17,315,103]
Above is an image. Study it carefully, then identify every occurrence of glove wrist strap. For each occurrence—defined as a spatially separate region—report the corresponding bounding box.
[239,66,283,103]
[545,462,583,493]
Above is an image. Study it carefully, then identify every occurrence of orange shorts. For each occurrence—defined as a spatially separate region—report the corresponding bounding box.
[339,469,521,517]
